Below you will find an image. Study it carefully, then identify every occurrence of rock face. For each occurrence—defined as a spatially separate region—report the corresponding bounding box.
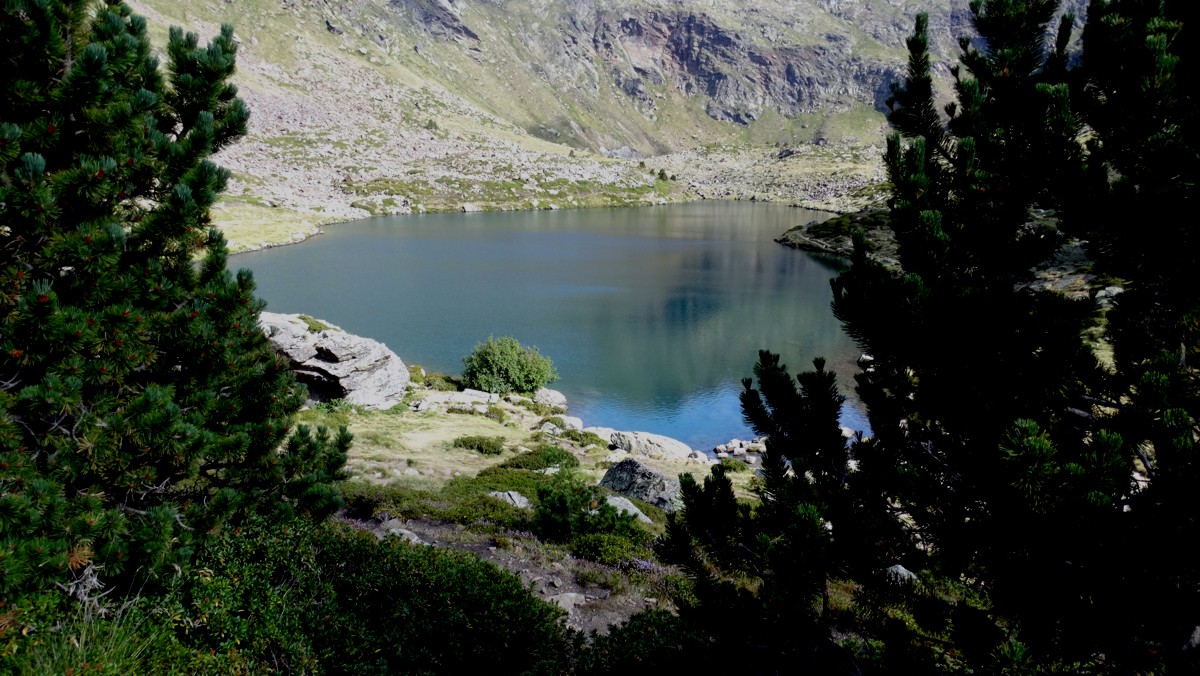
[600,459,682,513]
[259,312,410,410]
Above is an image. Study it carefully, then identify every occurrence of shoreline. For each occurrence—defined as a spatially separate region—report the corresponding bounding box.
[224,193,861,256]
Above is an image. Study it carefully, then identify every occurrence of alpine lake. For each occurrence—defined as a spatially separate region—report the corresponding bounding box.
[232,201,868,452]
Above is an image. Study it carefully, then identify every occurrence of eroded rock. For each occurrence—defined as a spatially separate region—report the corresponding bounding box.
[260,312,410,410]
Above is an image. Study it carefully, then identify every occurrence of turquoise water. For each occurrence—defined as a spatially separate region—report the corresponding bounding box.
[232,202,866,450]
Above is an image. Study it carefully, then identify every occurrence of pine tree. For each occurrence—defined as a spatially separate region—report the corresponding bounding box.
[830,1,1147,666]
[0,0,349,606]
[823,1,1199,669]
[1078,1,1200,668]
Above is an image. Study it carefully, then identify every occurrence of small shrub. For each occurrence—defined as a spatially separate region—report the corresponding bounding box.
[513,398,567,416]
[452,435,506,456]
[657,169,668,181]
[424,372,461,392]
[538,416,567,429]
[562,428,609,448]
[720,457,749,473]
[461,336,558,394]
[499,445,580,471]
[485,404,508,424]
[571,532,649,567]
[315,398,355,415]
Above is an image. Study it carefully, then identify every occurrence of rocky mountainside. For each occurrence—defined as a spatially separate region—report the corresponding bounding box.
[131,0,1086,250]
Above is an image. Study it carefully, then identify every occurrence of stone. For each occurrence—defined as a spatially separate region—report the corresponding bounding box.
[547,592,587,612]
[560,415,584,430]
[600,459,682,513]
[885,564,918,584]
[377,518,428,546]
[601,496,653,524]
[487,490,531,509]
[534,387,568,409]
[609,430,694,461]
[259,312,409,410]
[461,202,482,212]
[539,421,563,435]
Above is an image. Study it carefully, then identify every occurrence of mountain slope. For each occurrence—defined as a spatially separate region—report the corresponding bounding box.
[130,0,1085,250]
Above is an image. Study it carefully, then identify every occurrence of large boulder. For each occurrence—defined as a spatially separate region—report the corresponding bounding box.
[600,459,682,513]
[534,387,568,410]
[259,312,410,410]
[609,430,694,461]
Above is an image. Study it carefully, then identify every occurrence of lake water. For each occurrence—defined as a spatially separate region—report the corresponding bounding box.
[233,202,867,451]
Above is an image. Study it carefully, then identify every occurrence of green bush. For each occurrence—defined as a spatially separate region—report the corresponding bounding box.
[452,435,507,456]
[423,372,461,392]
[171,518,570,673]
[576,609,712,673]
[570,533,649,567]
[461,336,558,394]
[719,457,750,473]
[561,428,610,448]
[513,398,568,416]
[499,445,580,471]
[533,475,645,552]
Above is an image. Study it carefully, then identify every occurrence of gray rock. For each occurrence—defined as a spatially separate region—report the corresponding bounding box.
[560,415,584,430]
[610,431,694,460]
[539,421,563,435]
[377,518,428,545]
[886,564,918,584]
[534,387,568,409]
[259,312,409,410]
[487,490,531,509]
[601,496,653,523]
[600,459,682,513]
[547,592,587,612]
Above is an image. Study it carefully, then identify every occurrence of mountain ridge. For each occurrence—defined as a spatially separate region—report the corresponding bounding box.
[129,0,1085,250]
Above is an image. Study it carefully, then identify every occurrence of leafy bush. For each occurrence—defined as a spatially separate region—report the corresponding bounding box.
[499,445,580,471]
[461,336,558,394]
[452,435,507,455]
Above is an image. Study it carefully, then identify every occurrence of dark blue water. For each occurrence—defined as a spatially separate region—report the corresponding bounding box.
[233,202,867,450]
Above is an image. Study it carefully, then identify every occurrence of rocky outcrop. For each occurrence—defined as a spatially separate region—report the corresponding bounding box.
[259,312,410,410]
[600,459,682,513]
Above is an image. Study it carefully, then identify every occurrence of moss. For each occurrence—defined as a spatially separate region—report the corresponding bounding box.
[297,314,335,333]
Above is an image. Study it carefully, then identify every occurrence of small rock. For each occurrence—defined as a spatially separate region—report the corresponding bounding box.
[534,388,568,409]
[487,490,531,509]
[547,592,587,612]
[599,496,653,523]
